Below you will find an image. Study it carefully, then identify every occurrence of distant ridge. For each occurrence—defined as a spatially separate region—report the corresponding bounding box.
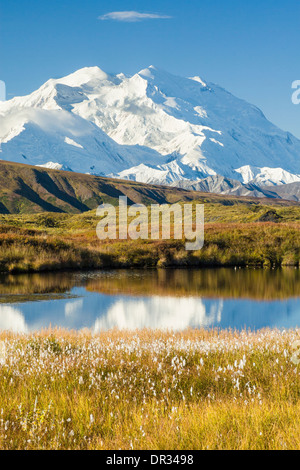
[0,161,298,215]
[171,175,300,201]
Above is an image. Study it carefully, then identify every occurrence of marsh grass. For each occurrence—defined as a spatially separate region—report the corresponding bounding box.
[0,202,299,272]
[0,328,300,450]
[0,216,299,272]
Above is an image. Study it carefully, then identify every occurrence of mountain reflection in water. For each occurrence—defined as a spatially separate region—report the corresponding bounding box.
[0,268,299,332]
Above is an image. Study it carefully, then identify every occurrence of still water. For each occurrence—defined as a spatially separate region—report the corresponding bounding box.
[0,268,299,333]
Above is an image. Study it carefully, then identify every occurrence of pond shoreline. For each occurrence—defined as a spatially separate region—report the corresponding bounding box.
[0,211,299,273]
[0,229,299,274]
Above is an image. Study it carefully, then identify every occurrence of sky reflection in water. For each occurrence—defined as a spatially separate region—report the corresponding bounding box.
[0,269,299,333]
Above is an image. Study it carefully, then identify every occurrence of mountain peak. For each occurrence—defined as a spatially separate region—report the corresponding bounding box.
[137,65,157,79]
[138,65,171,79]
[56,66,111,87]
[1,64,300,192]
[188,76,207,87]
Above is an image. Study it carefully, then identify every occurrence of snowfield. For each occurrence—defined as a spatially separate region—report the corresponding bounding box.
[0,65,300,191]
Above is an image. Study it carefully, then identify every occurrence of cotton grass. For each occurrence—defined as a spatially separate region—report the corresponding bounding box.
[0,328,300,449]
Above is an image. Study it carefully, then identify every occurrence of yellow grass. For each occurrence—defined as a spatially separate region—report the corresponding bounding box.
[0,328,300,449]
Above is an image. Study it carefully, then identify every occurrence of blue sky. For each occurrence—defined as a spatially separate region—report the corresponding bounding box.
[1,0,300,137]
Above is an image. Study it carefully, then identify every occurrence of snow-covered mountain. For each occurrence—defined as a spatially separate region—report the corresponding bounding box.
[171,176,280,199]
[1,65,300,191]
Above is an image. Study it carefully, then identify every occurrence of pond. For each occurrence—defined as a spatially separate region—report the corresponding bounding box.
[0,268,299,332]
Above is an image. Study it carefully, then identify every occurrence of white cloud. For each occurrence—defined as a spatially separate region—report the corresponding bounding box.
[0,305,28,333]
[93,297,223,332]
[65,299,84,318]
[98,11,172,22]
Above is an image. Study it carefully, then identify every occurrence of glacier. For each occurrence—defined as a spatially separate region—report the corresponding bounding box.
[0,65,300,191]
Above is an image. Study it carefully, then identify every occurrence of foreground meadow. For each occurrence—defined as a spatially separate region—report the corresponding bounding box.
[0,328,300,450]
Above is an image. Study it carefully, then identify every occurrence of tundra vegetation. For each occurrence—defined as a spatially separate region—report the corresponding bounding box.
[0,200,299,272]
[0,328,300,450]
[0,161,299,272]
